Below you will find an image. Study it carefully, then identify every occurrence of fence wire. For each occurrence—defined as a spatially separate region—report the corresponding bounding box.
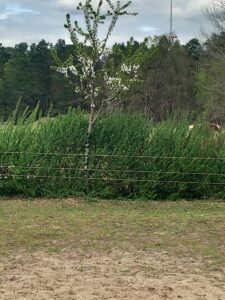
[2,151,225,160]
[1,173,225,185]
[1,164,225,177]
[1,151,225,185]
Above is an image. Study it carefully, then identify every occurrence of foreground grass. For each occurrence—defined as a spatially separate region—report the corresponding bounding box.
[0,198,225,271]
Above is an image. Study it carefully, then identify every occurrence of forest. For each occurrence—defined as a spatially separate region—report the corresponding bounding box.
[0,31,224,123]
[0,0,225,124]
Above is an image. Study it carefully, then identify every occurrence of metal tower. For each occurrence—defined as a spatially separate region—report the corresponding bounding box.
[170,0,173,39]
[169,0,177,42]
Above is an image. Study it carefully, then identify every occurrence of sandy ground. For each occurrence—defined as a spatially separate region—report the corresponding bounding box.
[0,250,225,300]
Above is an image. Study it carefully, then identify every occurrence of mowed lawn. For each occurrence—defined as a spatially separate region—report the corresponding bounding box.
[0,198,225,268]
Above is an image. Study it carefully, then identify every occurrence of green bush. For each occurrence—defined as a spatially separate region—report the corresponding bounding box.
[0,107,225,199]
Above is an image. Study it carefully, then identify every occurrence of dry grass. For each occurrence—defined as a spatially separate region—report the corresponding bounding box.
[0,198,225,268]
[1,198,225,299]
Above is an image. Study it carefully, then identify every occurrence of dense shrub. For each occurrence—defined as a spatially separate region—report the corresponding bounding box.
[0,108,225,199]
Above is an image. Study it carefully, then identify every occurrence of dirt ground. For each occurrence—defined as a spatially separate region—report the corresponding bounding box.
[1,250,225,300]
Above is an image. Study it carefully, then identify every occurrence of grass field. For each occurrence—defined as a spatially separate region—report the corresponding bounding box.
[0,198,225,299]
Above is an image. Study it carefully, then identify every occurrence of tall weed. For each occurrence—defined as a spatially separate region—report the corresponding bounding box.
[0,108,225,199]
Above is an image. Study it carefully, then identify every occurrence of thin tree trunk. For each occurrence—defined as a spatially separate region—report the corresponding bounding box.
[84,102,95,193]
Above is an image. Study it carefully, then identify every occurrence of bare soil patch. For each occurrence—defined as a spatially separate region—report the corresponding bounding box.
[1,250,225,300]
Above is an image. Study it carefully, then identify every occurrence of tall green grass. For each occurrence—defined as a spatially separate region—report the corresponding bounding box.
[0,107,225,199]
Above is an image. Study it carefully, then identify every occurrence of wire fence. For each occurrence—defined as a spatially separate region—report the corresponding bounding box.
[1,151,225,186]
[2,151,225,160]
[0,173,225,185]
[1,164,225,177]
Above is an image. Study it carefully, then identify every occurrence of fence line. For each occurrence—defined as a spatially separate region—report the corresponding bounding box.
[2,151,225,160]
[1,151,225,186]
[1,173,225,185]
[0,151,84,157]
[1,164,225,177]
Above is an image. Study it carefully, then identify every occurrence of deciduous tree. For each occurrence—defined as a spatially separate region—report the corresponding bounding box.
[52,0,143,172]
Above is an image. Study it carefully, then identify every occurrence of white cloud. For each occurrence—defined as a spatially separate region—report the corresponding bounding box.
[139,26,158,34]
[0,3,39,20]
[57,0,75,9]
[0,14,8,20]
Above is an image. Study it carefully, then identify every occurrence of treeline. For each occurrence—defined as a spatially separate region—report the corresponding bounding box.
[0,34,223,121]
[0,39,78,119]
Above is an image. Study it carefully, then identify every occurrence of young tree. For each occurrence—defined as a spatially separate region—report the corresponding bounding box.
[52,0,144,172]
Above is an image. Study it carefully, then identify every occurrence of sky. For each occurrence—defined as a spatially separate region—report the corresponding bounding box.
[0,0,212,47]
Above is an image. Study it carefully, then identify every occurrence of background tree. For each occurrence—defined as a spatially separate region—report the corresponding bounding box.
[0,44,11,79]
[120,36,199,121]
[198,0,225,122]
[0,43,31,117]
[28,40,52,112]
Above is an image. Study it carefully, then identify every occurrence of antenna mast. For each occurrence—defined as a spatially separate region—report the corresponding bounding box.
[170,0,173,40]
[169,0,177,43]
